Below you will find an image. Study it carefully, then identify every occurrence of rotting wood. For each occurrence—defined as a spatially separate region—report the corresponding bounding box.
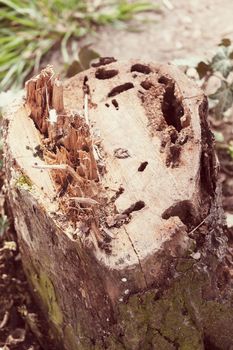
[3,60,233,350]
[25,67,105,251]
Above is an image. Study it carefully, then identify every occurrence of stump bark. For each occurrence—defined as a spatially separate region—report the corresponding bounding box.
[3,60,233,350]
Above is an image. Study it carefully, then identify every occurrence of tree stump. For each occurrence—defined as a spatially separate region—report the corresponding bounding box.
[3,60,233,350]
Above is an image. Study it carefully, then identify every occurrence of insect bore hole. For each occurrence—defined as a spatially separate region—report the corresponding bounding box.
[138,161,148,172]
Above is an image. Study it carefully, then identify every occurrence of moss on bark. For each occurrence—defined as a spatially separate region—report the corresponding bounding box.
[23,254,233,350]
[24,261,63,336]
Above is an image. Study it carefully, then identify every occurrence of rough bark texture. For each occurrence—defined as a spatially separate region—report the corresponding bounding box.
[3,60,233,350]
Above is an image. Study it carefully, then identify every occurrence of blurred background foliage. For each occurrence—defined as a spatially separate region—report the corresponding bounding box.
[0,0,156,91]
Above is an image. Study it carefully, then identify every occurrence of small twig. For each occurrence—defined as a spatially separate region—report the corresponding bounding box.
[44,83,50,116]
[188,215,210,235]
[0,311,9,329]
[84,93,89,125]
[93,144,102,161]
[69,197,99,206]
[183,94,203,100]
[32,163,84,183]
[82,92,102,182]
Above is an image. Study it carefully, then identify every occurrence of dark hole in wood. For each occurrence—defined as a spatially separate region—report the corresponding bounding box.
[105,103,110,107]
[132,201,145,211]
[138,161,148,172]
[110,186,125,202]
[95,68,118,79]
[97,240,112,254]
[131,64,151,74]
[161,81,184,132]
[140,81,153,90]
[112,99,119,110]
[199,98,215,196]
[33,145,44,160]
[83,75,90,94]
[92,57,117,68]
[32,205,37,214]
[181,308,188,316]
[170,131,178,144]
[167,144,181,167]
[108,82,134,97]
[102,231,112,243]
[82,145,90,152]
[200,150,215,196]
[162,200,196,228]
[123,201,145,215]
[158,75,170,85]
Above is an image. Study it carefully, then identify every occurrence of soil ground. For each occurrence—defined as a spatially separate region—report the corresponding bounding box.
[84,0,233,62]
[1,1,233,349]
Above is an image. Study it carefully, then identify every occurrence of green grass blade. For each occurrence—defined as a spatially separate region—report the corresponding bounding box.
[0,0,156,90]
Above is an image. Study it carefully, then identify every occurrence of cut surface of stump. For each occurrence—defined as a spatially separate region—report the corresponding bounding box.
[4,59,230,350]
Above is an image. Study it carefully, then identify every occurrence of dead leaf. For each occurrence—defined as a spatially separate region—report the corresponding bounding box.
[219,38,231,47]
[196,61,212,79]
[114,148,130,159]
[209,81,233,116]
[211,46,233,78]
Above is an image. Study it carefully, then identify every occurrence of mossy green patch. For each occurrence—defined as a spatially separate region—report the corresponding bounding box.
[16,174,32,190]
[116,268,233,350]
[64,324,80,350]
[22,254,233,349]
[64,322,103,350]
[37,271,63,328]
[149,329,176,350]
[105,336,126,350]
[27,264,63,330]
[175,258,195,273]
[201,300,233,349]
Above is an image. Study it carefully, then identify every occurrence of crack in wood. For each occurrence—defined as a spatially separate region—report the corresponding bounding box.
[123,226,148,288]
[154,327,179,350]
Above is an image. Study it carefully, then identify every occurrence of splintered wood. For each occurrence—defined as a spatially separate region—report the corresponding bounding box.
[25,67,104,248]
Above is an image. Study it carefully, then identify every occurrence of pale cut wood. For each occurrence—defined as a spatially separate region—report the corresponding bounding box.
[63,62,208,277]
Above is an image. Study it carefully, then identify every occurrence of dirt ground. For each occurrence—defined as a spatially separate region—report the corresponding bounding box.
[2,1,233,349]
[84,0,233,62]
